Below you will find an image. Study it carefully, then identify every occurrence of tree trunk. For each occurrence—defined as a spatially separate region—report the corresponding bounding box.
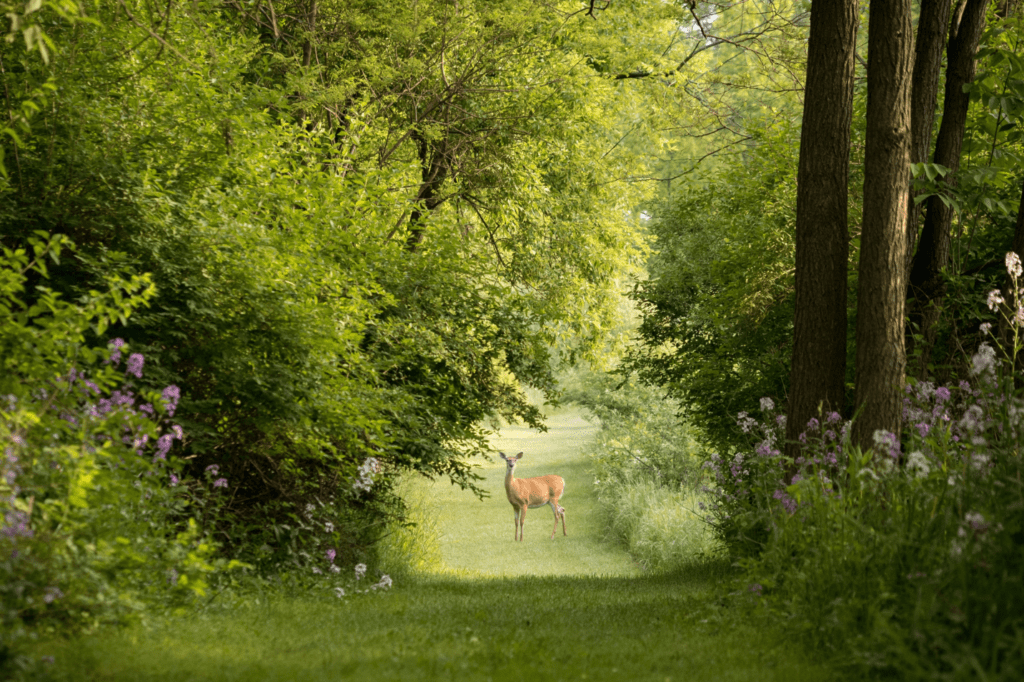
[852,0,914,451]
[406,131,449,251]
[907,0,989,376]
[905,0,953,276]
[784,0,858,467]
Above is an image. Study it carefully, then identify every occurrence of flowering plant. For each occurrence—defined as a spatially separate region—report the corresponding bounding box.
[1,235,242,660]
[715,252,1024,676]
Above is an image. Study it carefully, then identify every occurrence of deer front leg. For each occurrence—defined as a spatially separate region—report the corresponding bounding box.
[513,507,521,541]
[518,505,526,541]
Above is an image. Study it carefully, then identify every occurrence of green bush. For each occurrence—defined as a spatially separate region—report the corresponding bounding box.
[0,235,245,670]
[563,367,717,571]
[594,475,717,572]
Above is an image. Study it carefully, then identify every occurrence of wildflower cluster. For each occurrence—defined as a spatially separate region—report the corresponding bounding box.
[312,549,392,598]
[726,252,1024,676]
[352,456,381,493]
[700,396,852,551]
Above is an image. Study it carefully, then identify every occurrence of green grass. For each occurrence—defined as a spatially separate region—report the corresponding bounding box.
[424,412,641,576]
[22,409,834,681]
[29,571,828,682]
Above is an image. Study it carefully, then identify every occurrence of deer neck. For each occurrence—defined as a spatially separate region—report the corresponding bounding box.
[504,466,522,498]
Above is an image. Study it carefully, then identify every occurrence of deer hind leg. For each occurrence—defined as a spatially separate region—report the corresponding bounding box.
[548,500,563,539]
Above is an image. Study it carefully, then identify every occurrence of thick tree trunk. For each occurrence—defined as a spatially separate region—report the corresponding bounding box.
[784,0,858,466]
[852,0,914,451]
[906,0,953,275]
[907,0,989,376]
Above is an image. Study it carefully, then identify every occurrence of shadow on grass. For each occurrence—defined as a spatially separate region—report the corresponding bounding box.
[22,559,835,682]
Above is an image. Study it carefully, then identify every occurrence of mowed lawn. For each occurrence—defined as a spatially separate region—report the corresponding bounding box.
[427,411,641,576]
[26,411,834,681]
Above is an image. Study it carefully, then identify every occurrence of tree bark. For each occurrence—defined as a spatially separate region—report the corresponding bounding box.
[406,131,449,251]
[852,0,914,451]
[784,0,858,467]
[906,0,954,275]
[907,0,989,376]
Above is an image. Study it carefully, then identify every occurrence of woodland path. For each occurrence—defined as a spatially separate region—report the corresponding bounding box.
[422,410,641,576]
[32,411,832,681]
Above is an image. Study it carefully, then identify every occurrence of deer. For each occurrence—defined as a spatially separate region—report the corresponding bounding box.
[499,451,566,541]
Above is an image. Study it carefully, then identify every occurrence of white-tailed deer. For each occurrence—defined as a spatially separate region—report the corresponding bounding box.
[499,451,566,541]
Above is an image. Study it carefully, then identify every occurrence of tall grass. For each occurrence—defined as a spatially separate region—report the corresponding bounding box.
[563,368,721,571]
[375,477,443,578]
[596,475,718,571]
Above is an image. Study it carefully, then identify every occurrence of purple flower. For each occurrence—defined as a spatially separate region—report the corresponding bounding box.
[205,464,220,476]
[212,478,228,488]
[806,417,820,431]
[126,353,144,379]
[772,489,797,514]
[916,422,930,438]
[139,403,155,417]
[326,548,337,563]
[748,583,763,595]
[826,411,841,423]
[169,473,179,487]
[171,425,184,440]
[934,386,951,402]
[161,385,181,416]
[108,338,125,365]
[154,434,173,461]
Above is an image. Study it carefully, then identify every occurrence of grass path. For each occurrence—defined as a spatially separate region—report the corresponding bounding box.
[424,411,640,576]
[27,411,834,681]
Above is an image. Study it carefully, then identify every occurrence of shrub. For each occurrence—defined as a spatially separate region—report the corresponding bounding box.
[0,235,243,670]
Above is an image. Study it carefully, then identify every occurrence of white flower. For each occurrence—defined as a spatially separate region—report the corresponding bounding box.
[374,574,392,590]
[759,397,775,412]
[334,587,346,598]
[970,343,997,376]
[906,450,931,479]
[330,564,341,574]
[352,457,381,493]
[325,522,334,533]
[354,563,367,580]
[987,289,1005,311]
[980,322,993,334]
[1007,251,1022,278]
[312,567,322,575]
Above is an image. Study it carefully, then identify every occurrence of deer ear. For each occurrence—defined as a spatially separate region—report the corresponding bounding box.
[515,452,523,460]
[498,452,507,460]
